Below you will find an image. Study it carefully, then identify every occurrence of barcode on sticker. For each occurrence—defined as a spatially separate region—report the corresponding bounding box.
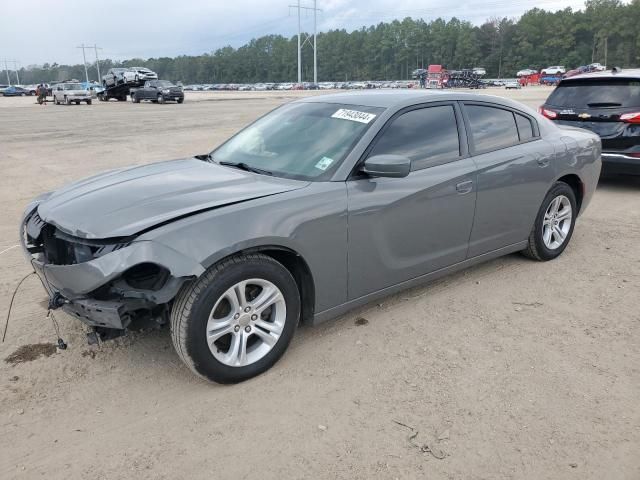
[331,109,377,124]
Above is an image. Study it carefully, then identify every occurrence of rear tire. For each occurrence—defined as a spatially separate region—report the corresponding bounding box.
[171,253,300,384]
[86,100,92,105]
[522,182,577,261]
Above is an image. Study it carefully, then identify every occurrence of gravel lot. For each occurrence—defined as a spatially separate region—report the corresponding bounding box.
[0,87,638,479]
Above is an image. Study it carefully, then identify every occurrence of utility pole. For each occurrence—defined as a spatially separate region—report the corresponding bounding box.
[10,60,19,84]
[3,59,11,85]
[93,44,103,81]
[297,0,301,84]
[289,2,321,84]
[77,44,89,82]
[313,0,317,85]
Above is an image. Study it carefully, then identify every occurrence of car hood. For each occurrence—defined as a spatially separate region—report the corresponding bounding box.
[37,158,309,239]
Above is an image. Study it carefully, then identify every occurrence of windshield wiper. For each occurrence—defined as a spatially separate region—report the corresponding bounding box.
[218,161,273,176]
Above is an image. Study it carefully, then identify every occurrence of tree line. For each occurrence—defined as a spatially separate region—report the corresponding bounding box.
[5,0,639,85]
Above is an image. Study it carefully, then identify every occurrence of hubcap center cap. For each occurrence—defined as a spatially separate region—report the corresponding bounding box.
[238,315,251,327]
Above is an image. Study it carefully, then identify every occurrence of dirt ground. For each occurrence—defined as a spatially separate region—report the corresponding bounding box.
[0,86,638,479]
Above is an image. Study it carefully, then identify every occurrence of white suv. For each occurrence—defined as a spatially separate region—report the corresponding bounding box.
[541,66,566,75]
[122,67,158,84]
[53,83,92,105]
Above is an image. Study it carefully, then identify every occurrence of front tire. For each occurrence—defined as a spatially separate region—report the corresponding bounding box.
[522,182,577,261]
[171,254,300,384]
[157,94,165,104]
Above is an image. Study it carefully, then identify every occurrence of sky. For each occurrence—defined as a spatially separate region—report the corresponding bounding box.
[1,0,589,67]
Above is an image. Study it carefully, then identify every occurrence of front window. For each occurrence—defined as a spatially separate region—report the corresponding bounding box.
[63,84,84,90]
[211,102,384,181]
[154,81,174,88]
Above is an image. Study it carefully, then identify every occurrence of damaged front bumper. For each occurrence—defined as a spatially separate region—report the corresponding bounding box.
[21,206,205,330]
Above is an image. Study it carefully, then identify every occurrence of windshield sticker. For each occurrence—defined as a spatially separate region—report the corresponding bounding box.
[315,157,334,171]
[331,109,377,124]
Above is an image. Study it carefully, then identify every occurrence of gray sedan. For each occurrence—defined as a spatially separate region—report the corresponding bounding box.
[21,91,601,383]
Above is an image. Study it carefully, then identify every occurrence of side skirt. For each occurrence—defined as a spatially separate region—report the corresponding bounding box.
[311,241,528,325]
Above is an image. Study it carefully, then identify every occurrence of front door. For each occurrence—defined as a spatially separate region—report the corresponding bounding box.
[347,103,477,300]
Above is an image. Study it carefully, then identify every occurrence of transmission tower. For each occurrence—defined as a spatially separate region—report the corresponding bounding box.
[289,1,321,84]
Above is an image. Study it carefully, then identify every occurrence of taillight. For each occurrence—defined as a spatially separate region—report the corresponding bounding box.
[620,112,640,124]
[538,106,558,119]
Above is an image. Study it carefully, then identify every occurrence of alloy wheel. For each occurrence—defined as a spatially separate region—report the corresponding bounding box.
[207,278,286,367]
[542,195,572,250]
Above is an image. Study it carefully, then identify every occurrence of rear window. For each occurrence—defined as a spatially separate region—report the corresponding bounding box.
[547,78,640,108]
[466,105,520,152]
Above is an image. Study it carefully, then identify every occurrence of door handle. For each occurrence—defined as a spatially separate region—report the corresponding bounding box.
[456,180,473,194]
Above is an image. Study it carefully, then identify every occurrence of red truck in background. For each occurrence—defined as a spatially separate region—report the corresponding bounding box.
[426,65,447,89]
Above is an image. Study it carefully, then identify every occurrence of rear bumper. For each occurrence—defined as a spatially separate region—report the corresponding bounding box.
[602,153,640,175]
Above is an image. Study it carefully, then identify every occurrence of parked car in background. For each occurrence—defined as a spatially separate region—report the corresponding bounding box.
[473,67,487,76]
[21,91,600,383]
[52,82,92,105]
[123,67,158,83]
[1,86,33,96]
[505,81,521,90]
[517,68,537,77]
[81,81,104,98]
[541,66,566,75]
[589,63,606,71]
[102,68,128,87]
[130,80,184,103]
[0,84,11,93]
[541,68,640,175]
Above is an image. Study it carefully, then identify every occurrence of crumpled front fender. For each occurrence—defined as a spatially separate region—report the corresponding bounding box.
[31,240,205,299]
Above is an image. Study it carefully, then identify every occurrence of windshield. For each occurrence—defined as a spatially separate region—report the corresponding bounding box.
[211,102,383,181]
[547,78,640,108]
[63,84,85,90]
[155,80,174,87]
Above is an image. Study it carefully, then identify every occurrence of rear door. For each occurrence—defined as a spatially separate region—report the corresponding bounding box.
[463,102,557,257]
[347,102,477,299]
[544,78,640,152]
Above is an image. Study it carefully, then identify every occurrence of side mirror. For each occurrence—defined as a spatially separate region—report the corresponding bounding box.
[360,154,411,178]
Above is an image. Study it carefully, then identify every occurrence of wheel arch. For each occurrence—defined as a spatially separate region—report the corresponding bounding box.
[204,245,316,325]
[555,173,584,214]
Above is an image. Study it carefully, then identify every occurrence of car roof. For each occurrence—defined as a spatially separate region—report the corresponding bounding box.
[561,68,640,81]
[297,90,530,111]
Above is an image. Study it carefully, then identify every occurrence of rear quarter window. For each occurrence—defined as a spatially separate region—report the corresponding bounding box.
[547,78,640,108]
[515,114,535,141]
